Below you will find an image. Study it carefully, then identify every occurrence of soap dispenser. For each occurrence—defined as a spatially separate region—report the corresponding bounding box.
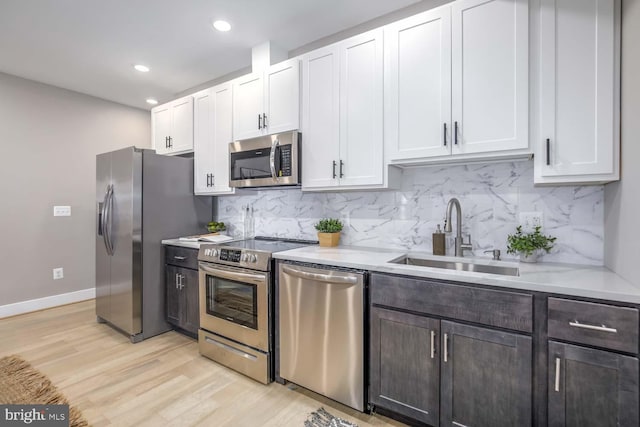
[432,224,446,256]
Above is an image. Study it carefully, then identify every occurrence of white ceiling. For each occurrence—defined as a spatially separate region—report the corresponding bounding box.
[0,0,421,110]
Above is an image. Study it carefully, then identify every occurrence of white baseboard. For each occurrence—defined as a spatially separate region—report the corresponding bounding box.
[0,288,95,319]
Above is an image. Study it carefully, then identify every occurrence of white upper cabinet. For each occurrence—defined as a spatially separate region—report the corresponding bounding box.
[385,7,452,161]
[152,96,194,155]
[535,0,620,184]
[193,83,235,196]
[339,29,385,187]
[451,0,529,155]
[233,58,300,141]
[302,29,393,191]
[301,45,341,189]
[384,0,529,164]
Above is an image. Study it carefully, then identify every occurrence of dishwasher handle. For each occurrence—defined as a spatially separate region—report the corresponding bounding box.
[281,265,358,285]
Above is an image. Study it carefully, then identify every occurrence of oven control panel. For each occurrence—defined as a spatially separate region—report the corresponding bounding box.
[200,247,268,271]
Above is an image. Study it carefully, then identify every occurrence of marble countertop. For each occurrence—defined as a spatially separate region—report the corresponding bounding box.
[274,245,640,304]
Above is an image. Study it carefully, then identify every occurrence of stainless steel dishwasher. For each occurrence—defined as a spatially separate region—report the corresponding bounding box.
[278,263,365,411]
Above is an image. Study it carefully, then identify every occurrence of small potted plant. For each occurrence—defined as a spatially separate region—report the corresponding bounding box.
[507,225,557,262]
[314,218,344,247]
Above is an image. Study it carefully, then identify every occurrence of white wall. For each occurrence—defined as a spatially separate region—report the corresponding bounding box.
[0,72,150,307]
[604,0,640,285]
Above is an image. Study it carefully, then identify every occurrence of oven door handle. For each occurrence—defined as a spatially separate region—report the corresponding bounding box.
[199,262,267,284]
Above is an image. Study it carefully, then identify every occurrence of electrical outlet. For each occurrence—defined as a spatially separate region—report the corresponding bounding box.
[53,206,71,216]
[519,212,543,232]
[53,268,64,280]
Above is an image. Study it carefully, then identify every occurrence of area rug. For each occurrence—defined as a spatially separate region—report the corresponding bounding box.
[0,355,89,426]
[304,407,358,427]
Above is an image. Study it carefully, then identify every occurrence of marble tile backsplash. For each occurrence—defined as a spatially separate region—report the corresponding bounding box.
[216,160,604,265]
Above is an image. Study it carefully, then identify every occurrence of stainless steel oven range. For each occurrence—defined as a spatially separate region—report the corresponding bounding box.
[197,236,315,384]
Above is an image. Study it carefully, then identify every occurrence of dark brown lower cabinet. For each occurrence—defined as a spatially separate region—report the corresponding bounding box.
[370,307,533,427]
[548,341,639,427]
[440,321,532,427]
[370,307,440,426]
[165,264,199,335]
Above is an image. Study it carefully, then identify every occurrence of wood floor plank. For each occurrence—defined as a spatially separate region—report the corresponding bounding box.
[0,300,406,427]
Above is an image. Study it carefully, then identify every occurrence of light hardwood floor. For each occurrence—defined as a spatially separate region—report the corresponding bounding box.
[0,300,405,427]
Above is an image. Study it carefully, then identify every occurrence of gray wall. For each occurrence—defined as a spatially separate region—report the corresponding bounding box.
[0,72,150,306]
[604,0,640,285]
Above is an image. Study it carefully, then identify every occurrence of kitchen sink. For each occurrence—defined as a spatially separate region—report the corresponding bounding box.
[390,256,520,276]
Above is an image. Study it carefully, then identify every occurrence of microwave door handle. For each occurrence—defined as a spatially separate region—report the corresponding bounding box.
[269,138,279,180]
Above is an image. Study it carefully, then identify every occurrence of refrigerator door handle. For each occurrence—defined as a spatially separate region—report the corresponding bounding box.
[103,185,114,255]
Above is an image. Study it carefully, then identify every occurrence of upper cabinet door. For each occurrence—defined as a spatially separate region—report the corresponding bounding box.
[537,0,619,183]
[301,45,341,189]
[233,73,264,141]
[451,0,529,155]
[385,6,452,161]
[152,105,172,155]
[211,83,234,194]
[193,89,214,194]
[265,58,300,135]
[170,97,194,154]
[339,29,385,187]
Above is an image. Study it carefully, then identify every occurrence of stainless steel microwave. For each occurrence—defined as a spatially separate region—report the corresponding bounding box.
[229,131,300,188]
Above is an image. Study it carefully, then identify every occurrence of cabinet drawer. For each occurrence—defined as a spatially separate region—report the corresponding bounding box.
[165,245,198,270]
[371,274,533,333]
[548,298,639,354]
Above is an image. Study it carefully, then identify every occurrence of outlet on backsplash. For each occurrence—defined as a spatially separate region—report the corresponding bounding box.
[519,212,543,232]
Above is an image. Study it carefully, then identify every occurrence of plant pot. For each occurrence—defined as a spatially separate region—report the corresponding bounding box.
[519,252,539,263]
[318,232,341,247]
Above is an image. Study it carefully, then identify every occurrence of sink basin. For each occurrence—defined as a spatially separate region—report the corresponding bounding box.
[390,256,520,276]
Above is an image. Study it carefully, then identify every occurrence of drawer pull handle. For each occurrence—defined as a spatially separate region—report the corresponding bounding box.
[569,320,617,333]
[554,357,561,392]
[173,256,187,261]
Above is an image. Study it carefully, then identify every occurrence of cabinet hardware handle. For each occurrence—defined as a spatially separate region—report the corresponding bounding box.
[174,256,186,260]
[443,333,448,362]
[443,123,447,147]
[206,174,210,187]
[165,136,169,148]
[569,320,617,333]
[263,113,267,128]
[554,357,561,392]
[339,160,345,178]
[332,161,337,179]
[454,122,459,145]
[175,273,180,289]
[258,114,262,129]
[211,174,214,186]
[546,138,551,166]
[169,136,173,148]
[452,422,469,427]
[430,330,436,359]
[180,274,184,289]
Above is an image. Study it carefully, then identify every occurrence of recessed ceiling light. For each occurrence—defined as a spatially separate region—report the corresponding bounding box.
[146,98,158,105]
[212,20,231,32]
[134,64,150,73]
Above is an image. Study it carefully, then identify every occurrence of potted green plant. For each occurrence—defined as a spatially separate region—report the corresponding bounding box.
[314,218,344,247]
[507,225,557,262]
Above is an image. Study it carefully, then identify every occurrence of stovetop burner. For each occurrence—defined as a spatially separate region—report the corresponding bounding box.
[198,236,318,271]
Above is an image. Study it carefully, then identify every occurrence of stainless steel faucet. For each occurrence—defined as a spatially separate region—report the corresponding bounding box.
[444,198,473,257]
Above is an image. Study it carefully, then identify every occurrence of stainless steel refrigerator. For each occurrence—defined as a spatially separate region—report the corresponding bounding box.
[96,146,211,342]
